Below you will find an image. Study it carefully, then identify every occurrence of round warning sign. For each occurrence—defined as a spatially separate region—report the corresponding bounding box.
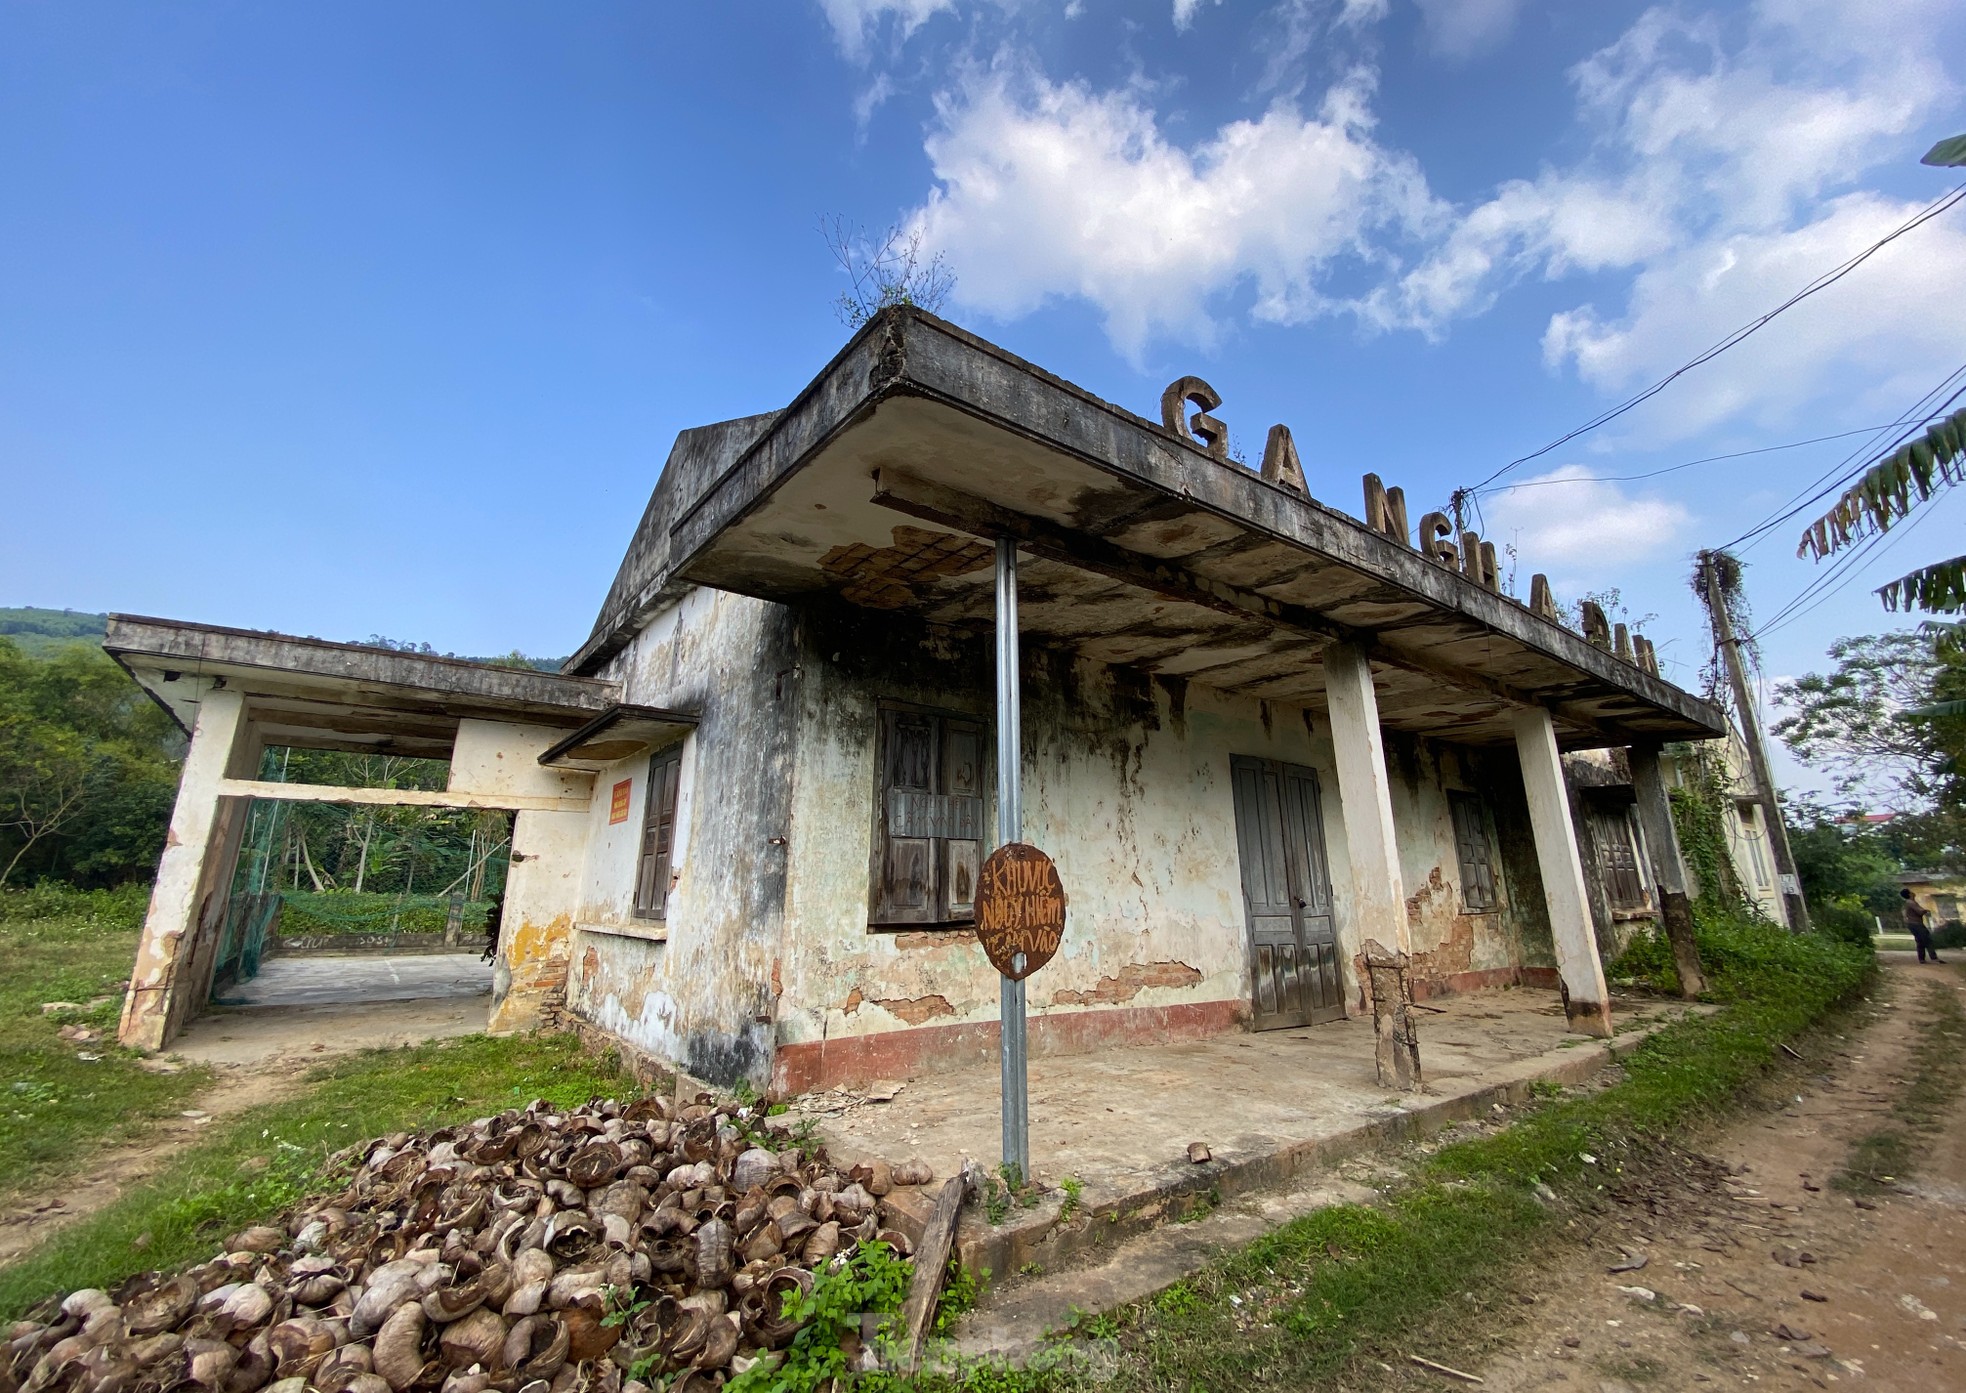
[974,842,1067,981]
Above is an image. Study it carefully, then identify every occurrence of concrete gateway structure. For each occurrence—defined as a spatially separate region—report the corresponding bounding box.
[113,310,1726,1093]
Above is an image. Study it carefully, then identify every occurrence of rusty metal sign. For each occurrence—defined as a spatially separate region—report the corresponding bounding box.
[974,842,1066,981]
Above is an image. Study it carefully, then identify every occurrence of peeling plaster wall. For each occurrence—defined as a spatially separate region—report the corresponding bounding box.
[567,735,696,931]
[556,585,1578,1094]
[770,606,1549,1088]
[563,588,798,1089]
[1382,734,1556,999]
[461,720,596,1034]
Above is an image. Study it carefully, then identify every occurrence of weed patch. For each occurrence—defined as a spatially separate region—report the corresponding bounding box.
[0,885,207,1205]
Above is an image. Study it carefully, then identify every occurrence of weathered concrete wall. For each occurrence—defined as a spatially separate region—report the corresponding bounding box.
[459,720,595,1034]
[567,734,697,932]
[564,588,798,1088]
[557,583,1587,1094]
[1383,733,1556,997]
[768,605,1557,1092]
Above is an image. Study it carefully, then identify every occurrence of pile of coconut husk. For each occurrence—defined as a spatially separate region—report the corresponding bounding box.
[4,1093,935,1393]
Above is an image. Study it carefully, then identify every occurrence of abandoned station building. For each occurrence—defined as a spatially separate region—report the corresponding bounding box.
[113,310,1728,1092]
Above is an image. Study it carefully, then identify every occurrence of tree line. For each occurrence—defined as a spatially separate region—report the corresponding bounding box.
[0,630,539,896]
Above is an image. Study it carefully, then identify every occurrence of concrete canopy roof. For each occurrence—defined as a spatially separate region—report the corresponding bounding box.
[106,616,622,761]
[574,309,1726,750]
[537,704,698,771]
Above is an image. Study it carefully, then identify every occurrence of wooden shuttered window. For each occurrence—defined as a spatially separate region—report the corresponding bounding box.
[871,708,985,926]
[1589,804,1648,910]
[1448,791,1499,912]
[633,748,682,920]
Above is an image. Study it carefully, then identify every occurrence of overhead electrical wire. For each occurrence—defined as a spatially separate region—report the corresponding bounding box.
[1460,181,1966,502]
[1723,365,1966,554]
[1753,500,1945,641]
[1486,424,1909,492]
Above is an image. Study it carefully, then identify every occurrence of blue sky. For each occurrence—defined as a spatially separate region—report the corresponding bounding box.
[4,1,1963,796]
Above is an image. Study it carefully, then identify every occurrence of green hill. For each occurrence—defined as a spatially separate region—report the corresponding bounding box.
[0,606,563,671]
[0,607,108,657]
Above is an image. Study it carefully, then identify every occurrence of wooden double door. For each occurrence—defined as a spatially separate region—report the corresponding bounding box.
[1230,756,1345,1029]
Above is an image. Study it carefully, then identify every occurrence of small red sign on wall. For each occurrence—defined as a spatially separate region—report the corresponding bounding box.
[609,779,632,825]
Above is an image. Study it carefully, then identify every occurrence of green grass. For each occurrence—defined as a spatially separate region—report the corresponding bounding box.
[0,1031,638,1319]
[923,912,1874,1392]
[1835,972,1966,1193]
[0,885,209,1206]
[0,903,1879,1389]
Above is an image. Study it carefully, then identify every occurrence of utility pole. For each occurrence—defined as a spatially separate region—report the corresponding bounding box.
[1701,552,1810,931]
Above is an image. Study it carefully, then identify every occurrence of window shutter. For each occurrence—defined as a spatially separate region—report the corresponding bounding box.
[872,708,987,925]
[1590,806,1646,909]
[875,710,937,923]
[1449,792,1497,911]
[943,720,983,918]
[634,749,682,920]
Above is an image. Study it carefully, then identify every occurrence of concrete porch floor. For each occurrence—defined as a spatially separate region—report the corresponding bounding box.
[807,984,1696,1291]
[213,952,493,1008]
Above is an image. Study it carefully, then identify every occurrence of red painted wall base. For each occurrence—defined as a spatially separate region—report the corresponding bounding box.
[771,998,1248,1097]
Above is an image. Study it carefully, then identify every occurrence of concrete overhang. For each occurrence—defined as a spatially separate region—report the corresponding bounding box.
[576,310,1725,751]
[105,615,620,761]
[537,703,698,771]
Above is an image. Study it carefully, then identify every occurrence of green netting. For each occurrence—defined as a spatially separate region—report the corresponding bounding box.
[276,890,492,937]
[213,892,280,985]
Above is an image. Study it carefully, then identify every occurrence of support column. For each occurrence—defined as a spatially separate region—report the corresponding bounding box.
[1323,643,1420,1088]
[1630,743,1706,998]
[118,686,255,1051]
[995,538,1030,1180]
[1512,706,1613,1037]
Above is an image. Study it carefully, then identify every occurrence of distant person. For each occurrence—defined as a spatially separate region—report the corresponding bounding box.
[1902,888,1944,964]
[482,892,504,965]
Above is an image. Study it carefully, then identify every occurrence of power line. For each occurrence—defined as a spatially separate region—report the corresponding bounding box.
[1725,366,1966,554]
[1733,364,1966,551]
[1463,181,1966,499]
[1488,424,1907,492]
[1754,499,1945,641]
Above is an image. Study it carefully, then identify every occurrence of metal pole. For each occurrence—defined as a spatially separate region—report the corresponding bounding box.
[995,537,1029,1181]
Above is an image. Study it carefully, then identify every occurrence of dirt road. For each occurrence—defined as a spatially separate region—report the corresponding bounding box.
[1471,958,1966,1392]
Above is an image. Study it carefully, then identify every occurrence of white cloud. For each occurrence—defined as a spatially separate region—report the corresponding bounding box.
[1338,0,1391,27]
[853,72,898,135]
[1542,192,1966,439]
[817,0,954,61]
[1172,0,1220,32]
[1412,0,1523,61]
[1484,465,1692,572]
[908,63,1440,360]
[1361,0,1962,435]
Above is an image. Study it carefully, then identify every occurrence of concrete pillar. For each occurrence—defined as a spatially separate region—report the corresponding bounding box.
[456,719,594,1034]
[118,686,258,1051]
[1323,644,1409,960]
[1324,643,1421,1086]
[1629,743,1706,998]
[1511,706,1613,1037]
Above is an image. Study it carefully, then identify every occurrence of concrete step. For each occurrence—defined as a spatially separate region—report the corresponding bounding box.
[947,1167,1378,1364]
[914,1015,1676,1362]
